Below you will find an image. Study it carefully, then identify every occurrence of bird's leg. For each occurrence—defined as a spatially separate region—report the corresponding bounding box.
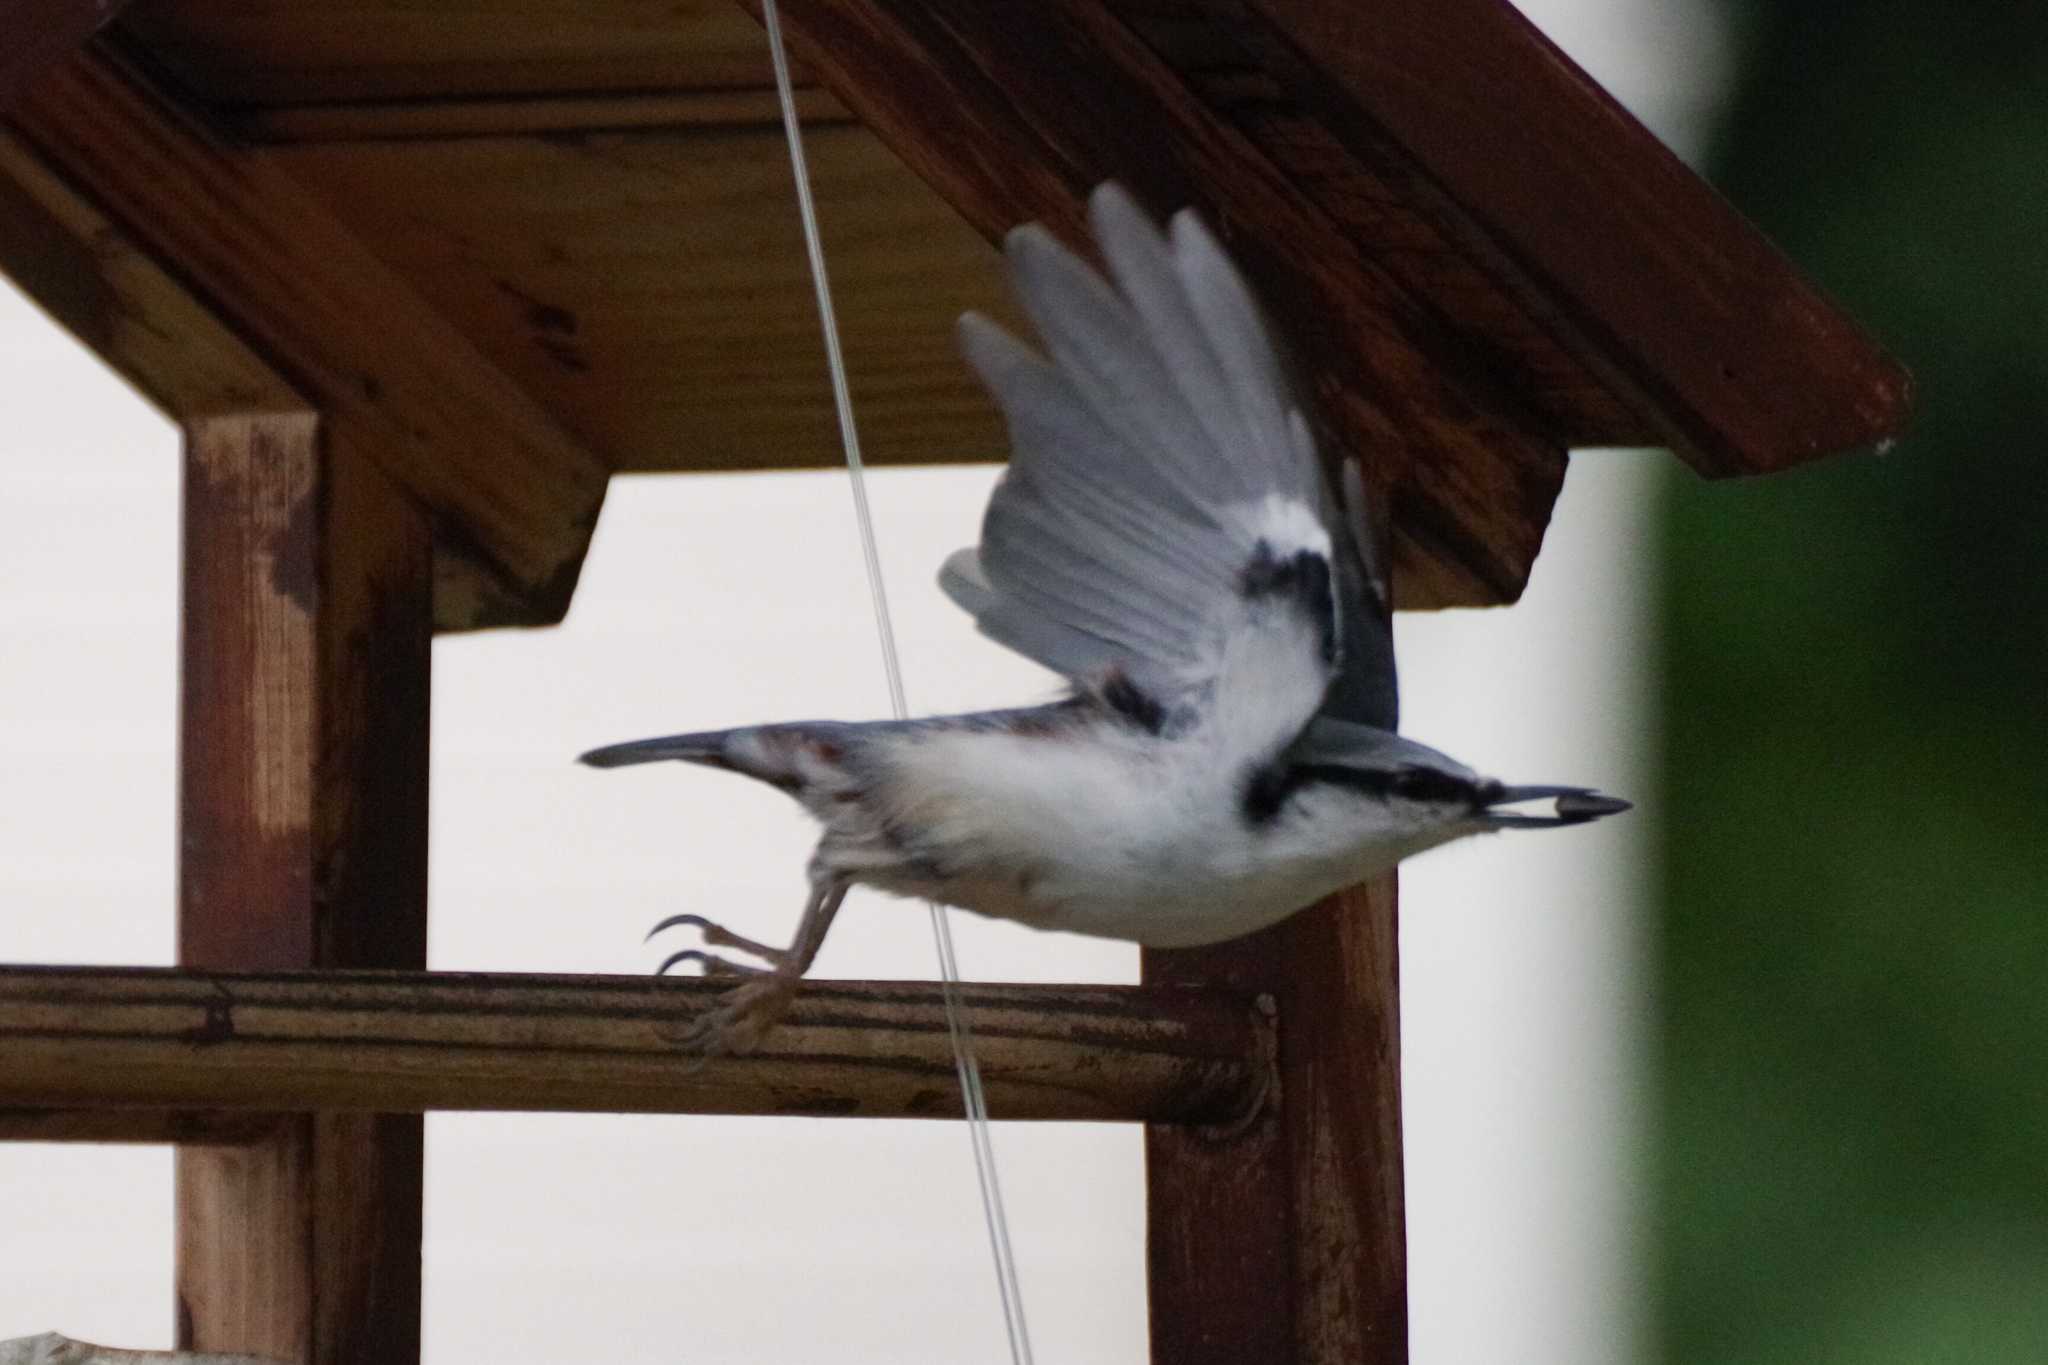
[672,878,850,1055]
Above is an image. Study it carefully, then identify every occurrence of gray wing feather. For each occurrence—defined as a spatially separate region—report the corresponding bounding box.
[944,183,1388,732]
[940,548,1114,679]
[1167,212,1311,504]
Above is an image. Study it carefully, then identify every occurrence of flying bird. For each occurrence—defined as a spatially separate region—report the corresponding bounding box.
[581,184,1629,1052]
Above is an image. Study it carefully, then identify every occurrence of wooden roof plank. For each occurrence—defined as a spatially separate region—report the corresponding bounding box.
[747,0,1570,607]
[263,123,1018,479]
[1243,0,1912,474]
[6,46,611,622]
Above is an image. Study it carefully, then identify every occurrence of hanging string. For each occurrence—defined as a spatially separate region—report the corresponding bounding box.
[758,4,1036,1361]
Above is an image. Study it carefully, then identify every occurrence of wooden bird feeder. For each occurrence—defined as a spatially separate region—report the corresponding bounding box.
[0,2,1908,1363]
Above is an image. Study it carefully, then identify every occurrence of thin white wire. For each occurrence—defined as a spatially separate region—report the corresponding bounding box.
[758,4,1035,1361]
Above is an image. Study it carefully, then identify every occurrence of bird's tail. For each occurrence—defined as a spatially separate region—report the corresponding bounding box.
[1479,784,1632,829]
[579,723,861,801]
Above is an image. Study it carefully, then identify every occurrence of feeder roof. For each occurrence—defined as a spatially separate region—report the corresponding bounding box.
[1,0,1909,627]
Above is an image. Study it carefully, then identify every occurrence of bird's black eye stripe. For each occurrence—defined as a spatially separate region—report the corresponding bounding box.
[1241,541,1337,664]
[1243,761,1484,823]
[1304,763,1481,805]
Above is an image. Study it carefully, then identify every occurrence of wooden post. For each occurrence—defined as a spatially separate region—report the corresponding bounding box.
[1144,877,1406,1363]
[176,415,432,1365]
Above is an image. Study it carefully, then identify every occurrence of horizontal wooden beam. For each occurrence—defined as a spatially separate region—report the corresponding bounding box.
[110,0,793,106]
[0,966,1267,1125]
[0,1107,282,1144]
[232,87,852,144]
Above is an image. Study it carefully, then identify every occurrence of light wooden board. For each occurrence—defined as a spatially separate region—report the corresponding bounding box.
[270,124,1018,475]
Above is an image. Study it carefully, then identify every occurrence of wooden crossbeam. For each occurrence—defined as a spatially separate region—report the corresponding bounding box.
[0,967,1268,1125]
[0,1109,281,1145]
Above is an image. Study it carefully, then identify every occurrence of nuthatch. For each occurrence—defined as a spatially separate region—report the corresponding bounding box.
[582,184,1629,1051]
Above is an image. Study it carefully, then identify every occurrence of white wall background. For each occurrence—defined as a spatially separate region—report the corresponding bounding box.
[0,1,1726,1357]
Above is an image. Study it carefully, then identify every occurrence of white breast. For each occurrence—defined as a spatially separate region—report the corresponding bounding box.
[847,720,1422,948]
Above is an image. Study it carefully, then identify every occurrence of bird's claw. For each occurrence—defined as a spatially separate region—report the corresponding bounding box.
[672,975,801,1057]
[654,947,763,979]
[645,911,789,970]
[647,913,804,1053]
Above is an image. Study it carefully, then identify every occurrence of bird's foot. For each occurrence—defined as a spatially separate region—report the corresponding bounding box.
[647,913,805,1053]
[673,973,802,1056]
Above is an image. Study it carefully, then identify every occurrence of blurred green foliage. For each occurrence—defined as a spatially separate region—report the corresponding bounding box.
[1660,3,2048,1361]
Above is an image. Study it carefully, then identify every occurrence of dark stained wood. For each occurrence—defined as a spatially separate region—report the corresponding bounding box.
[8,47,609,624]
[175,416,432,1364]
[1144,1014,1294,1361]
[1241,0,1912,474]
[267,123,1017,482]
[113,0,797,105]
[0,1108,282,1144]
[1145,873,1406,1365]
[232,87,851,143]
[0,967,1269,1125]
[741,0,1567,607]
[1108,3,1651,450]
[0,0,129,108]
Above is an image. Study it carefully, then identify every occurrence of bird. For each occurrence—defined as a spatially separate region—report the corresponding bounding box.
[580,183,1629,1053]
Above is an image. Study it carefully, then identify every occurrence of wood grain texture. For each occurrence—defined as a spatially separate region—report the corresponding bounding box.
[232,87,850,143]
[0,0,127,109]
[1145,874,1406,1365]
[8,47,608,622]
[175,418,432,1365]
[740,0,1566,607]
[0,967,1269,1125]
[1241,0,1912,474]
[268,123,1017,480]
[178,413,323,969]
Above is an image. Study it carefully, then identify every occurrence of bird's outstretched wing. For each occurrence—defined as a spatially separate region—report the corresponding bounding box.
[941,184,1397,755]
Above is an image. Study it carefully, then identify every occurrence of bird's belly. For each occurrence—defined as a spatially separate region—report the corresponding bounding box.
[891,825,1382,949]
[1029,856,1360,946]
